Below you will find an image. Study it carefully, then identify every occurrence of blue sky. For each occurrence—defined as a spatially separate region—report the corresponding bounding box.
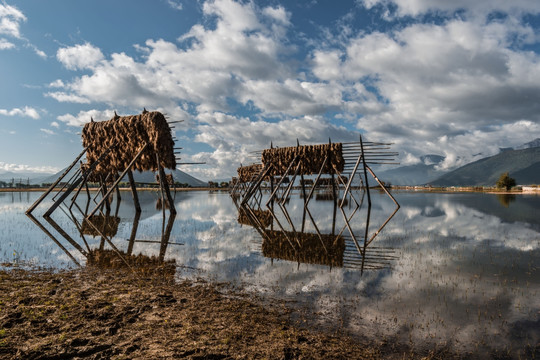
[1,0,540,180]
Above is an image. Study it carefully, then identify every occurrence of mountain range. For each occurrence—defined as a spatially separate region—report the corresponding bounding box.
[0,168,207,188]
[376,138,540,186]
[429,146,540,186]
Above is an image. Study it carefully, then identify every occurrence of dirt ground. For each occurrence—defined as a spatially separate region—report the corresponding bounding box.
[0,266,455,360]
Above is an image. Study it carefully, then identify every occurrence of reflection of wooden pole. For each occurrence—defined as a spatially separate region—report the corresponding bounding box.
[127,211,141,255]
[114,185,121,217]
[360,135,371,274]
[127,170,141,213]
[156,154,167,220]
[159,165,177,215]
[159,213,176,261]
[44,216,87,256]
[100,176,111,214]
[84,182,91,215]
[26,213,81,266]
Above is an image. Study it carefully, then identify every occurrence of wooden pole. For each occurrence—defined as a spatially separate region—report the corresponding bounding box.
[127,170,141,213]
[26,147,87,215]
[87,143,148,219]
[127,211,141,255]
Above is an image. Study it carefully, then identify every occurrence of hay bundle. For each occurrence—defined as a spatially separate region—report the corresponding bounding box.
[237,164,264,183]
[261,143,344,176]
[87,249,176,277]
[262,230,345,267]
[238,209,273,228]
[81,215,121,237]
[81,111,176,179]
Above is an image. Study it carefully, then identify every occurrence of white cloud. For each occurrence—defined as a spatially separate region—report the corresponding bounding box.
[0,3,26,38]
[45,0,540,176]
[311,18,540,168]
[0,161,59,174]
[40,128,55,135]
[0,4,47,58]
[0,106,40,119]
[48,79,65,88]
[45,91,90,104]
[262,5,291,25]
[50,121,60,128]
[57,42,104,70]
[166,0,183,11]
[0,38,14,49]
[30,45,46,58]
[190,111,357,179]
[360,0,540,18]
[50,0,297,113]
[57,109,116,127]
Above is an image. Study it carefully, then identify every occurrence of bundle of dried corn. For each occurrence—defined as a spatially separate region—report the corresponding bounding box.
[87,249,176,277]
[81,215,120,237]
[237,164,264,183]
[261,143,344,176]
[79,163,120,183]
[238,209,273,228]
[156,173,174,185]
[81,111,176,179]
[262,230,345,267]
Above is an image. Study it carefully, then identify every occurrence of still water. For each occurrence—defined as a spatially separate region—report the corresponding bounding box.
[1,190,539,357]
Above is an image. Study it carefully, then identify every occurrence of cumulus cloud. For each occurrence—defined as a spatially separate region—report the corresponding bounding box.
[0,3,26,38]
[48,79,65,88]
[188,112,358,179]
[0,161,59,174]
[45,92,91,103]
[57,109,116,127]
[40,128,55,135]
[0,38,14,49]
[48,0,540,177]
[360,0,540,18]
[57,42,104,70]
[166,0,183,11]
[0,106,40,119]
[311,18,540,167]
[0,3,46,58]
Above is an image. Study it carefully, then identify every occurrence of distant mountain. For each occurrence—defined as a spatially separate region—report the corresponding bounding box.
[0,171,55,183]
[35,167,207,187]
[430,147,540,186]
[376,154,446,186]
[515,138,540,150]
[126,169,208,187]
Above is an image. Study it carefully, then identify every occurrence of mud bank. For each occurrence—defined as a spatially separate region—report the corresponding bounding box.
[0,267,454,359]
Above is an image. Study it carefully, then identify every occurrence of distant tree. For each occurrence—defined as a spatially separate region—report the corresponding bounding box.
[219,181,229,188]
[496,172,516,190]
[208,181,217,188]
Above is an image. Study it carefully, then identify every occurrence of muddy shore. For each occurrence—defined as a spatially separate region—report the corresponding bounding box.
[0,266,456,360]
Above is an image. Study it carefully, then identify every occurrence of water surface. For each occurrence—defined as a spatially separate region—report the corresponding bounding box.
[0,190,538,357]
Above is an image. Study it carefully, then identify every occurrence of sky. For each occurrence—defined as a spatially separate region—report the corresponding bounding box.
[1,0,540,180]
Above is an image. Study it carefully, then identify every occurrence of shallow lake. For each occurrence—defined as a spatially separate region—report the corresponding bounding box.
[1,189,539,357]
